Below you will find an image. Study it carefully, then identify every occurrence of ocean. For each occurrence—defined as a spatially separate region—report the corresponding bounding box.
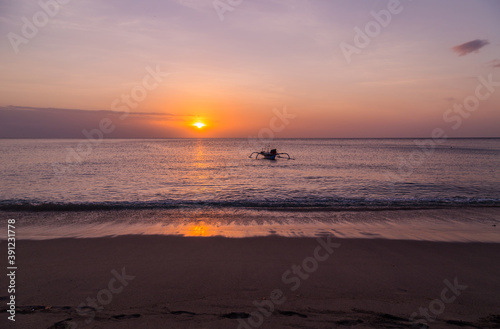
[1,138,499,240]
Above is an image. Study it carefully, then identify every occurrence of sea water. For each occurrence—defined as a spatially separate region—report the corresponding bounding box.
[1,138,499,240]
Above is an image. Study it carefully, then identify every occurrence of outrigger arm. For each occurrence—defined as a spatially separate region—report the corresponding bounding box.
[249,152,260,158]
[276,152,293,159]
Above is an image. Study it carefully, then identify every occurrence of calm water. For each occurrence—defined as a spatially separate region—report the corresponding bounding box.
[1,139,500,241]
[1,138,499,210]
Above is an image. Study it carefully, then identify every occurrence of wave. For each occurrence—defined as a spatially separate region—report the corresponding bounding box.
[1,197,499,212]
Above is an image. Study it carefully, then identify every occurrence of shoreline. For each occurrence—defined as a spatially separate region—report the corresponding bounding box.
[3,235,500,328]
[2,207,499,242]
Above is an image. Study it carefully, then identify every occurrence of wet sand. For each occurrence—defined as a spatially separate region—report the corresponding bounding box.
[3,207,500,241]
[2,235,500,328]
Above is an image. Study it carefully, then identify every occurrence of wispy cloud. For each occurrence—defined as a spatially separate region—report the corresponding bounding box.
[486,59,500,68]
[172,0,213,12]
[451,39,489,56]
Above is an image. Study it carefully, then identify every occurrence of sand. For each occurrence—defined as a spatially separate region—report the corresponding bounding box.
[2,235,500,328]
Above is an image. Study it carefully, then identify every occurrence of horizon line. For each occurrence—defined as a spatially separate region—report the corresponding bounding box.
[1,137,499,140]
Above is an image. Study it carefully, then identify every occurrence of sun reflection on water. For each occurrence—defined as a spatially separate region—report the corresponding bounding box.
[186,221,211,236]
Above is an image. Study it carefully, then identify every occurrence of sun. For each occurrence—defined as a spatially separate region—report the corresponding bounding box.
[193,122,206,129]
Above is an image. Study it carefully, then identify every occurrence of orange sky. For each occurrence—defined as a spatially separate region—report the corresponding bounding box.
[0,0,499,138]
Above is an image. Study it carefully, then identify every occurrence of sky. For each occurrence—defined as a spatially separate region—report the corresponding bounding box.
[0,0,499,138]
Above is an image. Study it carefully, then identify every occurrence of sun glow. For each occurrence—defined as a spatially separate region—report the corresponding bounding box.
[193,122,206,129]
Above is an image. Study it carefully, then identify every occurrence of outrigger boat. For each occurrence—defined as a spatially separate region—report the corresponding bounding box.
[249,147,294,160]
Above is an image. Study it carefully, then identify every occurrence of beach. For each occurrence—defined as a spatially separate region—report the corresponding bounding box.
[2,0,500,326]
[5,233,500,328]
[1,139,499,328]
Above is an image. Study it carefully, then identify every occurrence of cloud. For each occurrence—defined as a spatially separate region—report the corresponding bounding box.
[172,0,213,11]
[487,59,500,68]
[0,106,186,138]
[451,39,489,56]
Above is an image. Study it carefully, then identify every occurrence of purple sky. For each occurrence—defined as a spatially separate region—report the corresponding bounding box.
[1,0,499,138]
